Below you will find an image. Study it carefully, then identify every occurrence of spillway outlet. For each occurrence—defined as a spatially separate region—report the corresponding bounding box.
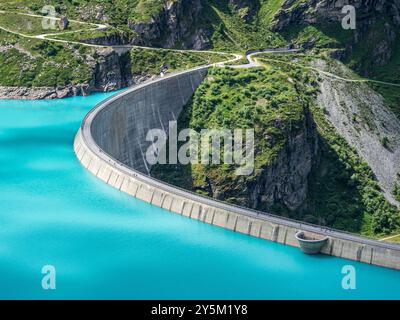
[295,231,329,255]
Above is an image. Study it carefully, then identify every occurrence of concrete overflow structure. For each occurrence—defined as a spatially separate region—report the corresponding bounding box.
[74,64,400,271]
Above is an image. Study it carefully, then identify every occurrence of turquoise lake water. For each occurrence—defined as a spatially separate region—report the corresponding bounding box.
[0,92,399,299]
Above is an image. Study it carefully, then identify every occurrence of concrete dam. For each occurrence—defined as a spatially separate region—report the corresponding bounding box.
[90,67,208,174]
[74,65,400,270]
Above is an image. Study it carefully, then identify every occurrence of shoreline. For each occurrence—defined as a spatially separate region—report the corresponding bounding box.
[0,75,151,100]
[0,84,93,100]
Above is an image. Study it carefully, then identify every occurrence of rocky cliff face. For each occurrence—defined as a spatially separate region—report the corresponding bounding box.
[208,109,319,212]
[248,111,318,211]
[82,32,132,46]
[0,47,133,100]
[88,48,131,93]
[128,0,211,49]
[272,0,400,30]
[229,0,258,22]
[272,0,400,68]
[124,0,400,56]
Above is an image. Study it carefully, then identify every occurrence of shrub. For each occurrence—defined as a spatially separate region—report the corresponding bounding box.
[381,136,389,149]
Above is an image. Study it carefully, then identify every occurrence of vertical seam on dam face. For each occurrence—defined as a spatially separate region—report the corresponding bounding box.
[74,67,400,271]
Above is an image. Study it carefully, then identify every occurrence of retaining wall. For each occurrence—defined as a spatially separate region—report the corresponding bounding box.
[74,66,400,270]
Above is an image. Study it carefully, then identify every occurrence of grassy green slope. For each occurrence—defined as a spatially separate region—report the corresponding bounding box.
[130,49,231,76]
[0,11,87,35]
[257,54,400,237]
[344,20,400,118]
[0,30,92,87]
[199,0,286,52]
[0,0,166,24]
[0,26,230,88]
[152,66,306,199]
[152,59,400,237]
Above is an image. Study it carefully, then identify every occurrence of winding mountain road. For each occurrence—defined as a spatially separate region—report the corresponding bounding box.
[0,10,243,66]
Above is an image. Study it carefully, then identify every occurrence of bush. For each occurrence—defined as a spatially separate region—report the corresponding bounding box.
[393,184,400,202]
[372,205,400,234]
[381,136,389,149]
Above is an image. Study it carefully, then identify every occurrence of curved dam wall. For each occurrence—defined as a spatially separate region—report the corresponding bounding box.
[90,68,208,174]
[75,66,400,270]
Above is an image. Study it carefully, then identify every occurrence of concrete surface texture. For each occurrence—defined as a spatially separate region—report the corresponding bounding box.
[295,231,329,255]
[75,66,400,270]
[90,68,208,174]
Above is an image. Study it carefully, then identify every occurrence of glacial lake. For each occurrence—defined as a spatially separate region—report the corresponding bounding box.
[0,92,399,299]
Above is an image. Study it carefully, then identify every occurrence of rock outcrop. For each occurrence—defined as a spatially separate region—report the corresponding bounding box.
[58,16,69,30]
[207,109,318,212]
[272,0,400,31]
[248,111,318,211]
[229,0,258,22]
[271,0,400,68]
[0,48,134,100]
[0,84,90,100]
[82,32,133,46]
[127,0,210,49]
[88,48,131,92]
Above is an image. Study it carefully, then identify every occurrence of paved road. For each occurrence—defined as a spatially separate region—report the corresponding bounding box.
[230,48,301,69]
